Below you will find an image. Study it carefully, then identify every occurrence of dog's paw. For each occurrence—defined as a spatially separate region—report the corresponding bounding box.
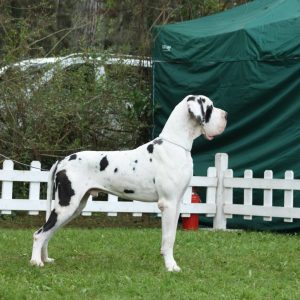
[43,257,55,264]
[165,260,181,272]
[30,259,44,267]
[167,264,181,272]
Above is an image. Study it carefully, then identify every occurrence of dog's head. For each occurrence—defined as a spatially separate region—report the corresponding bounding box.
[186,95,227,140]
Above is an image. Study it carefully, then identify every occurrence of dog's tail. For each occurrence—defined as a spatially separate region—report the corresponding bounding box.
[46,161,59,221]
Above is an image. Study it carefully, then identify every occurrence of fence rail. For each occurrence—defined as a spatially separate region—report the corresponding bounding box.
[1,153,300,229]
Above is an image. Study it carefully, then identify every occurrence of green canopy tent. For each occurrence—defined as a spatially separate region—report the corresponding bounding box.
[152,0,300,230]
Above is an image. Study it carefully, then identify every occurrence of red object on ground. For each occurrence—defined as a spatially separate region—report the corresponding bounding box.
[182,189,201,230]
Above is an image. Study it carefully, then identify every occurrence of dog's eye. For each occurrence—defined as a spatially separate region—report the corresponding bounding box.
[205,105,213,123]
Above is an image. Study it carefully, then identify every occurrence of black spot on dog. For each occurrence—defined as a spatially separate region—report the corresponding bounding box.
[198,99,206,122]
[147,144,154,154]
[134,160,138,163]
[43,209,58,232]
[51,161,61,199]
[205,105,213,123]
[37,228,43,234]
[100,156,109,171]
[56,170,75,206]
[187,96,196,102]
[198,97,206,103]
[153,178,155,184]
[114,168,118,173]
[124,189,135,194]
[69,154,77,161]
[133,167,135,171]
[150,158,152,162]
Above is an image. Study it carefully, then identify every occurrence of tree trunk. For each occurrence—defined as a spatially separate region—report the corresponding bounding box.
[74,0,101,48]
[56,0,102,51]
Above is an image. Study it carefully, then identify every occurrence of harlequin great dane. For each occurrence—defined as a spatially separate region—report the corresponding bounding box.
[30,95,227,272]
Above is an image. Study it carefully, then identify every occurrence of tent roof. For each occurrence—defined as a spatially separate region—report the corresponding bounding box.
[153,0,300,62]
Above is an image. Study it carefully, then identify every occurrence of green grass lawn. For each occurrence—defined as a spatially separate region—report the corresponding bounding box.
[0,228,299,300]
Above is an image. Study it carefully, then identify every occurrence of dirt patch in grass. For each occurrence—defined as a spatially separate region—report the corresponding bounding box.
[0,212,161,229]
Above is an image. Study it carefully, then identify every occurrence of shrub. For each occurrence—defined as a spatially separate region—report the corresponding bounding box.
[0,56,152,169]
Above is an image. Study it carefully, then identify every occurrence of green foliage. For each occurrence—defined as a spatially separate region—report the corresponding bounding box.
[0,228,299,299]
[0,57,151,168]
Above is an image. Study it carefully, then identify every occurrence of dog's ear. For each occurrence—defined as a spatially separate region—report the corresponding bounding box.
[186,96,204,124]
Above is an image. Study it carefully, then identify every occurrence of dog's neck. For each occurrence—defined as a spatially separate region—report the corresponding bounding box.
[159,100,202,151]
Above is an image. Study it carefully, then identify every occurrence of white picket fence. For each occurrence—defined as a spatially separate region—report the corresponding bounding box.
[1,153,300,229]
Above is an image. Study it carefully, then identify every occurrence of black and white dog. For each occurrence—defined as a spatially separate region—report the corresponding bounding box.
[30,95,227,271]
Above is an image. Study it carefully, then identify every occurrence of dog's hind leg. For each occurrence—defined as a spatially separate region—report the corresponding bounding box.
[30,209,60,267]
[41,192,91,264]
[30,192,89,267]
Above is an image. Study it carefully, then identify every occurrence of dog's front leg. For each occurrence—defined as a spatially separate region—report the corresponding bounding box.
[158,198,181,272]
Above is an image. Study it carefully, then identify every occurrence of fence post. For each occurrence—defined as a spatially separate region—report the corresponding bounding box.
[1,160,14,215]
[284,171,294,223]
[213,153,228,229]
[132,201,143,217]
[224,169,233,219]
[181,186,192,218]
[244,170,253,220]
[263,170,273,221]
[107,194,118,216]
[206,167,217,218]
[29,161,41,215]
